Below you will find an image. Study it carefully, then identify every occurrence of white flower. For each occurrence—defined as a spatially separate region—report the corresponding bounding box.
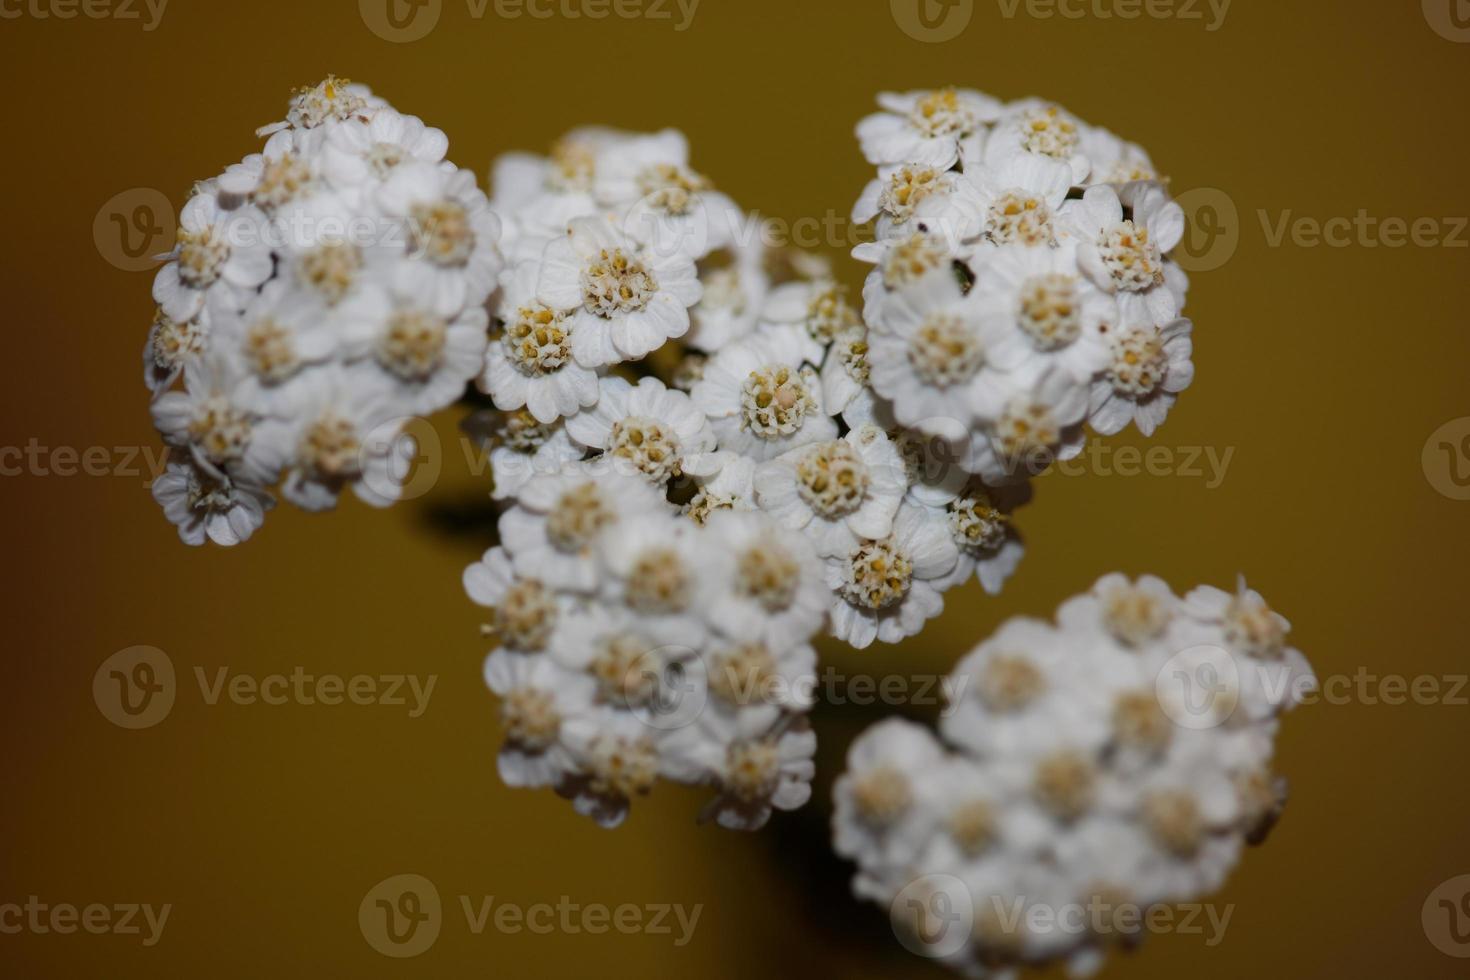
[593,511,714,647]
[908,757,1022,872]
[536,214,702,366]
[820,326,871,417]
[1056,572,1180,649]
[216,128,320,208]
[1181,579,1315,718]
[560,707,666,828]
[151,454,274,547]
[322,107,448,192]
[887,411,981,505]
[940,617,1128,763]
[565,376,715,485]
[1088,317,1193,437]
[833,718,947,872]
[984,100,1092,186]
[276,367,417,511]
[152,194,273,322]
[337,263,489,415]
[685,241,769,353]
[257,76,379,136]
[548,598,699,710]
[856,88,1002,169]
[376,160,503,316]
[692,334,838,461]
[969,366,1090,483]
[150,357,290,486]
[484,649,597,789]
[866,271,1003,432]
[218,280,337,416]
[479,261,601,424]
[463,546,571,654]
[932,481,1030,595]
[490,129,622,262]
[853,165,980,248]
[756,278,859,361]
[593,129,742,262]
[267,193,385,314]
[479,412,585,502]
[842,395,972,507]
[692,637,819,714]
[143,306,211,397]
[663,706,817,831]
[1061,184,1187,323]
[497,462,669,593]
[699,509,829,650]
[1080,125,1159,202]
[754,426,907,558]
[854,231,960,328]
[680,451,758,524]
[963,151,1074,250]
[970,243,1115,385]
[825,501,959,649]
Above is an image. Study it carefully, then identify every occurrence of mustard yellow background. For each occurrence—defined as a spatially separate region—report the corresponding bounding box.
[3,0,1469,976]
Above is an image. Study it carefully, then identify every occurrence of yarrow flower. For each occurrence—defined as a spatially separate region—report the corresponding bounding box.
[143,78,504,546]
[833,575,1314,976]
[143,86,1258,869]
[850,87,1197,484]
[457,107,1064,826]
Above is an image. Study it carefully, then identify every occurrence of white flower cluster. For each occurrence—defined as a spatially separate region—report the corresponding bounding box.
[833,574,1315,977]
[466,128,840,830]
[466,119,1062,826]
[476,123,1037,661]
[852,89,1195,483]
[464,467,826,830]
[146,77,503,545]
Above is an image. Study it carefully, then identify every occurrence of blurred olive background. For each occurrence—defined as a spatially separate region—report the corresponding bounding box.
[2,0,1469,976]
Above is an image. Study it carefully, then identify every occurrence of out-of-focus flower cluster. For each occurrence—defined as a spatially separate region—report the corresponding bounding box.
[851,89,1194,484]
[833,575,1314,977]
[146,77,503,545]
